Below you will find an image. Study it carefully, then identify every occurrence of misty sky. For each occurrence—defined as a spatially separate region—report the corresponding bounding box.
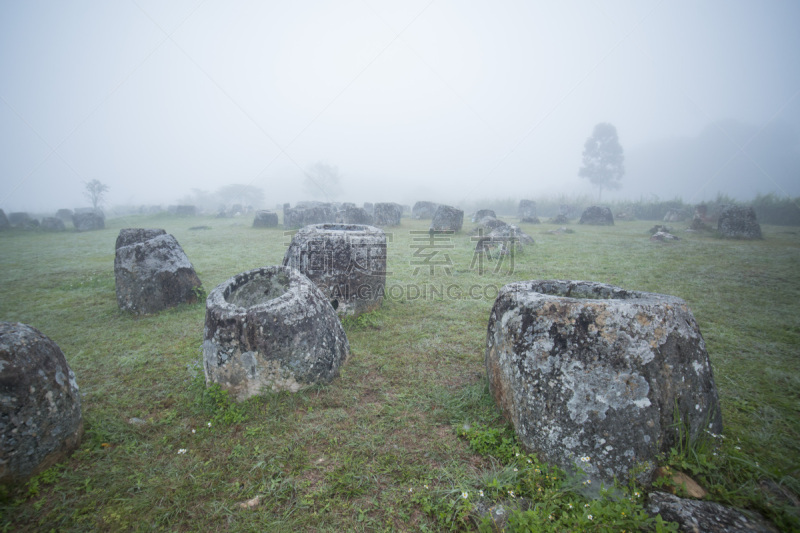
[1,0,799,212]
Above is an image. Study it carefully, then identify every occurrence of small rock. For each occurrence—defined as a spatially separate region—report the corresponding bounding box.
[653,467,707,499]
[647,491,779,532]
[651,231,681,242]
[238,495,262,509]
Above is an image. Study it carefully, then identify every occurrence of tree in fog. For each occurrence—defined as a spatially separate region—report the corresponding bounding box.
[84,179,109,209]
[303,162,343,199]
[579,123,625,200]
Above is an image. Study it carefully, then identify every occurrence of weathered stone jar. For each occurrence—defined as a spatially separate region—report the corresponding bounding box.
[0,322,83,485]
[114,229,203,315]
[203,266,349,401]
[283,224,387,317]
[485,280,722,486]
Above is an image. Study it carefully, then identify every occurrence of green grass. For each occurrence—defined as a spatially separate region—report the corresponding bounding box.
[0,213,798,531]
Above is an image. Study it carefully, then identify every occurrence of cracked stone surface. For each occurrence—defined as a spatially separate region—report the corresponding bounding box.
[114,229,203,315]
[718,205,762,239]
[283,224,387,317]
[372,203,403,226]
[647,491,779,532]
[0,322,83,485]
[579,206,614,225]
[412,201,439,219]
[252,210,278,228]
[203,266,349,401]
[485,280,722,486]
[431,205,464,233]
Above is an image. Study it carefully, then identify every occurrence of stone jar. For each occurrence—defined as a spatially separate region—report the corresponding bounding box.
[0,322,83,485]
[485,280,722,486]
[203,266,349,401]
[283,224,387,317]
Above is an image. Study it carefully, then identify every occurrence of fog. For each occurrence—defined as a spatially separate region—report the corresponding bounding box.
[2,1,799,213]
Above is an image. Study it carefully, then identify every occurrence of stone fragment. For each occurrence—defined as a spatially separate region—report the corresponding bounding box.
[0,322,83,485]
[252,210,279,228]
[489,224,533,245]
[431,205,464,233]
[114,229,203,314]
[485,280,722,486]
[518,199,537,219]
[372,202,403,226]
[283,204,337,229]
[341,206,373,225]
[283,224,386,317]
[411,201,439,219]
[72,211,105,231]
[650,231,680,242]
[579,206,614,225]
[115,228,166,249]
[549,214,569,224]
[55,209,73,221]
[7,212,32,228]
[472,209,497,223]
[472,216,508,234]
[40,217,66,231]
[718,205,762,239]
[647,491,779,533]
[203,266,349,401]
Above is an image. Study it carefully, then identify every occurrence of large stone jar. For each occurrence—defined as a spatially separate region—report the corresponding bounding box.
[0,322,83,485]
[283,224,387,317]
[485,280,722,486]
[203,266,349,401]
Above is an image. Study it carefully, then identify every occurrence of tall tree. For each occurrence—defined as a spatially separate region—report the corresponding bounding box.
[84,179,109,209]
[579,123,625,200]
[302,162,343,200]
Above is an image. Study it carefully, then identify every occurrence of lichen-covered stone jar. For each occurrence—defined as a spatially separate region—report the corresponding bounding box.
[283,224,387,317]
[203,266,349,401]
[485,280,722,486]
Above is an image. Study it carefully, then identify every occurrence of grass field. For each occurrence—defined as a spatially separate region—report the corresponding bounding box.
[1,213,798,531]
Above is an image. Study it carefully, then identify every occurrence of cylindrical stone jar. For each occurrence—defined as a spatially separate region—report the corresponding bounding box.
[485,280,723,486]
[203,266,349,401]
[283,224,387,317]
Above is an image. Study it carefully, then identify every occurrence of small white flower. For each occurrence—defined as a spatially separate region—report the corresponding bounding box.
[178,448,187,454]
[461,492,469,499]
[208,422,212,427]
[191,429,196,434]
[580,456,590,462]
[479,490,484,497]
[585,504,590,508]
[568,503,573,509]
[424,484,429,490]
[588,514,593,520]
[508,490,516,498]
[513,467,518,472]
[515,453,520,457]
[527,459,532,464]
[408,488,413,493]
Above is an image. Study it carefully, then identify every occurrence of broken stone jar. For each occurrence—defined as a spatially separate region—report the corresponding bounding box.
[283,224,387,317]
[203,266,349,401]
[485,280,722,487]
